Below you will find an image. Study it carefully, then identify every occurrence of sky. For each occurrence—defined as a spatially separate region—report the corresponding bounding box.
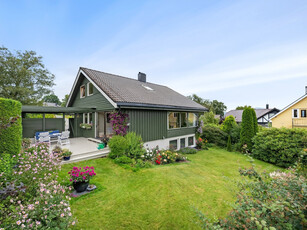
[0,0,306,111]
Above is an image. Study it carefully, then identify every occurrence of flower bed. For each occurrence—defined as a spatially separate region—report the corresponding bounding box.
[0,143,76,229]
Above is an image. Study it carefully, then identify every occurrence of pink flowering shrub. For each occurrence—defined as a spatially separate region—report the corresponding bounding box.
[68,166,96,182]
[0,143,76,229]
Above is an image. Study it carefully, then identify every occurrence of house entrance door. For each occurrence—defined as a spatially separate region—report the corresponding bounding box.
[97,112,113,137]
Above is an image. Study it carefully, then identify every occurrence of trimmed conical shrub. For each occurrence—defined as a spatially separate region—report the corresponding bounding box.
[240,108,257,152]
[227,135,232,152]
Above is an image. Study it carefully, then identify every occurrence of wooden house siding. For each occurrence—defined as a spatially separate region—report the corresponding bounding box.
[167,127,196,138]
[124,109,167,142]
[70,75,114,111]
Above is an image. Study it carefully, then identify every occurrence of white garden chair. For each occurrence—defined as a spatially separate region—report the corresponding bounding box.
[38,132,50,144]
[58,131,70,146]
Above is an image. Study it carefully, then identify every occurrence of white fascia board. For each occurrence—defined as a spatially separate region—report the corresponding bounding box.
[66,69,118,108]
[270,94,307,120]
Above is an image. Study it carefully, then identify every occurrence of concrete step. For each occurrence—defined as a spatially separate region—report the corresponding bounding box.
[62,149,109,164]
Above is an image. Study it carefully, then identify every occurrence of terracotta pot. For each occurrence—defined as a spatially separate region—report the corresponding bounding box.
[73,181,89,193]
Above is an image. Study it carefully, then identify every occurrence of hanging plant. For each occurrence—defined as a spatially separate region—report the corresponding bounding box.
[109,111,129,136]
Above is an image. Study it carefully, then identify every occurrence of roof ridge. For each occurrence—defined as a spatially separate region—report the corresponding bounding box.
[80,67,169,88]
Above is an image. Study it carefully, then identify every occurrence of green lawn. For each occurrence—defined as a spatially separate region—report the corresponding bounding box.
[59,148,279,230]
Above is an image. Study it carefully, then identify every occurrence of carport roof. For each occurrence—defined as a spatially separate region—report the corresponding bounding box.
[22,106,95,113]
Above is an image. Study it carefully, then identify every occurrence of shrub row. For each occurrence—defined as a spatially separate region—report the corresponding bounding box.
[0,98,22,155]
[252,128,307,168]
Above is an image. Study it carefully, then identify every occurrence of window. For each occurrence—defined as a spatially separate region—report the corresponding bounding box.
[188,136,194,146]
[169,112,180,129]
[83,113,93,124]
[188,113,197,127]
[180,138,186,149]
[180,113,187,127]
[169,140,178,150]
[87,82,94,96]
[168,112,198,129]
[293,109,298,118]
[80,85,85,98]
[301,110,307,118]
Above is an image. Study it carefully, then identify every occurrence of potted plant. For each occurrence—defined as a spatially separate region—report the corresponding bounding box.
[62,148,72,161]
[68,166,96,193]
[101,135,110,147]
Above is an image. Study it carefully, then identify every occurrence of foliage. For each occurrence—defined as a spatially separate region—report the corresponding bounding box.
[0,46,55,105]
[109,111,129,136]
[114,156,133,164]
[252,128,307,167]
[240,107,258,152]
[52,145,63,154]
[22,138,31,150]
[226,135,232,152]
[61,149,72,157]
[199,167,306,230]
[196,137,208,150]
[68,166,96,183]
[0,97,22,155]
[221,115,237,134]
[61,94,70,107]
[199,111,219,125]
[25,113,56,118]
[229,123,241,145]
[179,147,198,154]
[79,123,92,129]
[108,135,129,159]
[0,143,75,229]
[188,94,227,116]
[43,94,61,105]
[236,105,252,110]
[125,132,145,158]
[201,125,228,147]
[155,150,186,165]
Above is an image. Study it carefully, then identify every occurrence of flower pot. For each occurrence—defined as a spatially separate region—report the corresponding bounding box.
[63,156,71,161]
[73,181,89,193]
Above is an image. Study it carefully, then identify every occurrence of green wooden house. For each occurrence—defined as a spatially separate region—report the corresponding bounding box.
[65,67,207,150]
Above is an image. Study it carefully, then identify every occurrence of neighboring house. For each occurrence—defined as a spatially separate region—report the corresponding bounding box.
[271,87,307,129]
[225,105,279,127]
[63,67,207,150]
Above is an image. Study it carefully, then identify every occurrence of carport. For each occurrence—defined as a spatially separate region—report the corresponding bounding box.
[22,106,95,138]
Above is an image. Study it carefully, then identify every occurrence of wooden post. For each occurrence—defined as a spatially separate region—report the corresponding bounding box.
[42,113,46,131]
[104,112,107,136]
[62,113,65,131]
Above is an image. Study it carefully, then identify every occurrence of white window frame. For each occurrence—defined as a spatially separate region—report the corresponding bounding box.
[80,85,86,98]
[83,113,92,124]
[292,109,299,118]
[168,112,198,130]
[87,82,94,96]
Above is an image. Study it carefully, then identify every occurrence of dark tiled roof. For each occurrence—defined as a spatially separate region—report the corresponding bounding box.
[225,109,278,122]
[80,67,207,111]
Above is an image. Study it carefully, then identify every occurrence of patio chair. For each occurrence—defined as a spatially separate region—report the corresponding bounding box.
[58,131,70,146]
[38,132,50,144]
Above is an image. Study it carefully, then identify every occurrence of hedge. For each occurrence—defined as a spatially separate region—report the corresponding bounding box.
[201,125,228,147]
[252,128,307,168]
[240,108,257,151]
[0,98,22,155]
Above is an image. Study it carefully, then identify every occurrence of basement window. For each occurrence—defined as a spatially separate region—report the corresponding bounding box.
[80,85,85,98]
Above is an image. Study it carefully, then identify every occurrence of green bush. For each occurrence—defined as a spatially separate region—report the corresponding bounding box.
[252,128,307,167]
[226,135,232,152]
[0,98,22,155]
[199,167,306,230]
[108,135,129,159]
[240,108,257,151]
[178,147,198,154]
[114,156,133,164]
[201,125,227,147]
[221,115,237,134]
[230,123,241,144]
[125,132,145,158]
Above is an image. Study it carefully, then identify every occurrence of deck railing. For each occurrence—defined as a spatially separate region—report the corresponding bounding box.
[292,118,307,127]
